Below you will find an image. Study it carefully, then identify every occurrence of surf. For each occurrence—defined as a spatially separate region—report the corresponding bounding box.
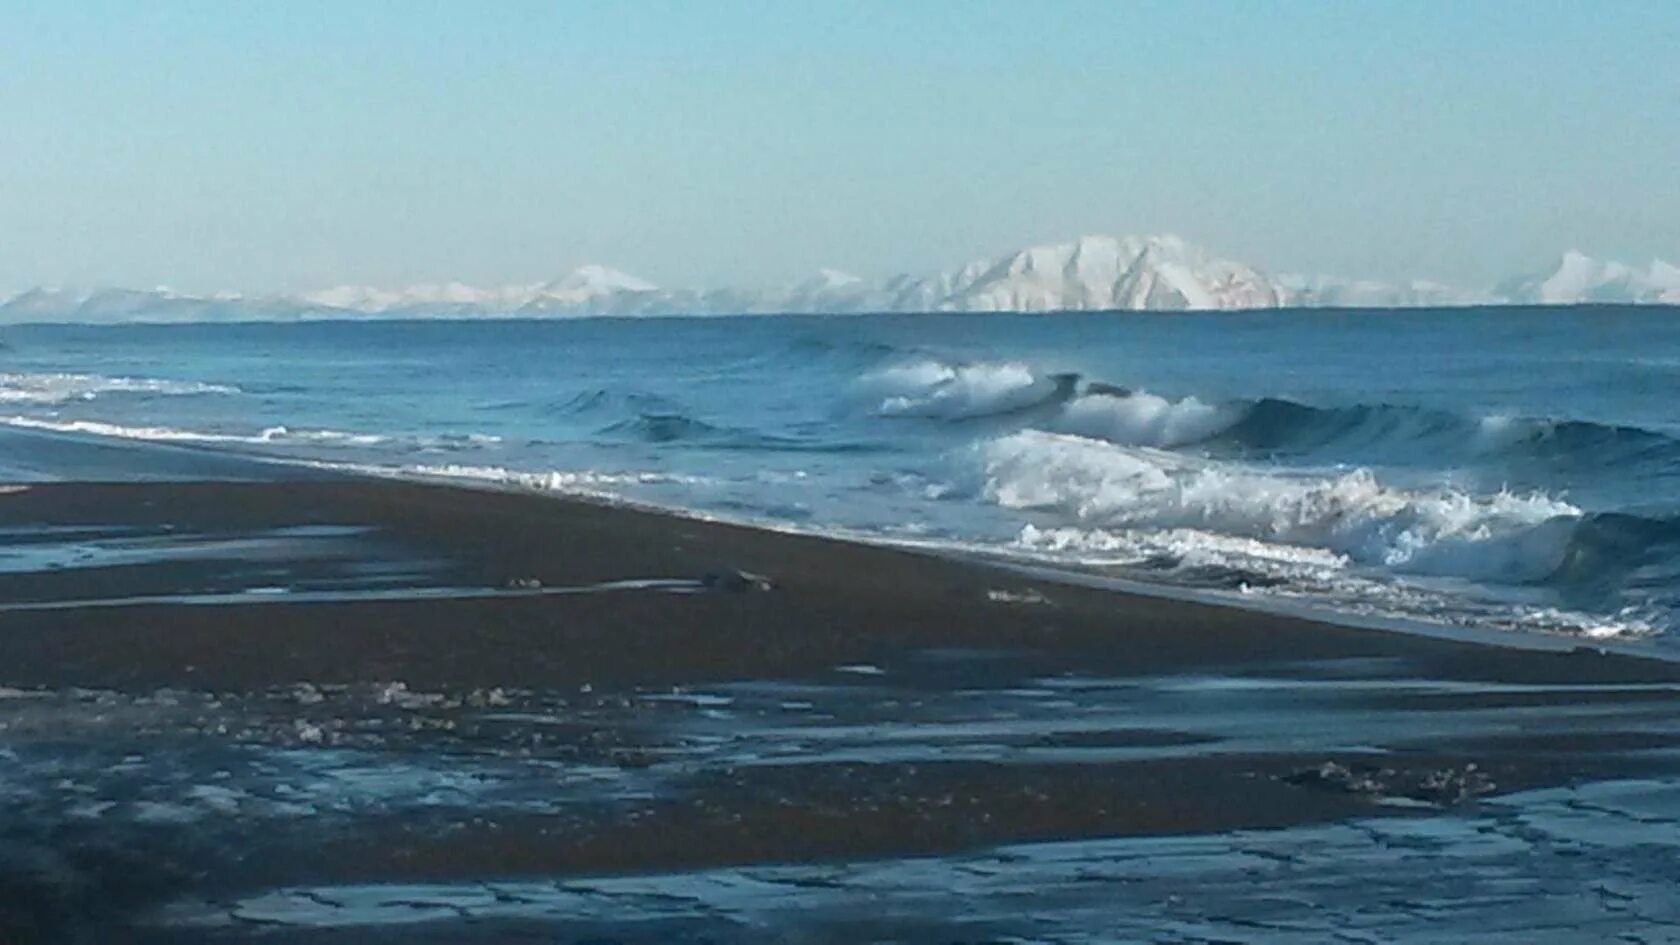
[4,312,1676,645]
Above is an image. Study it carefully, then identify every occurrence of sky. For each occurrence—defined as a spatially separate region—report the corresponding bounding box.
[2,0,1677,296]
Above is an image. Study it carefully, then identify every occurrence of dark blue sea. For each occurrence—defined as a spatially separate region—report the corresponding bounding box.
[4,306,1678,646]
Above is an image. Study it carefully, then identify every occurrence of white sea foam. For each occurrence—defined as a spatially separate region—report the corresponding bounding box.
[1474,413,1558,453]
[981,430,1581,583]
[0,415,506,451]
[0,372,238,405]
[252,426,385,446]
[1013,523,1657,640]
[2,413,509,451]
[1019,523,1350,572]
[981,428,1660,639]
[1,416,257,443]
[858,360,1242,448]
[363,462,709,499]
[859,360,1065,419]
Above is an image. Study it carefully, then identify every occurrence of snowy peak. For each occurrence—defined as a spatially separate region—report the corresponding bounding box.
[1275,274,1485,309]
[301,266,660,316]
[546,265,657,297]
[938,234,1278,312]
[1501,251,1680,304]
[0,285,283,324]
[302,281,509,313]
[5,237,1679,323]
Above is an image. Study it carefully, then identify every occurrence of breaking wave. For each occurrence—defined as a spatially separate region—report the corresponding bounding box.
[864,358,1680,469]
[980,430,1673,638]
[1013,522,1662,641]
[981,430,1584,582]
[858,360,1077,419]
[1054,391,1242,448]
[5,333,1674,645]
[1218,398,1680,468]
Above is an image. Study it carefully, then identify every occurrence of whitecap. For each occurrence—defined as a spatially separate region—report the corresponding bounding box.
[980,430,1581,584]
[858,359,1069,419]
[1053,391,1241,448]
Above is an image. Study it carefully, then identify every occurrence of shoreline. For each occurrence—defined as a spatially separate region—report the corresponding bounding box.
[5,421,1671,666]
[5,473,1679,691]
[3,433,1679,939]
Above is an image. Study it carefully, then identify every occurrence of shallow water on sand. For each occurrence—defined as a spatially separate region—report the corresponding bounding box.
[156,778,1680,944]
[6,668,1677,943]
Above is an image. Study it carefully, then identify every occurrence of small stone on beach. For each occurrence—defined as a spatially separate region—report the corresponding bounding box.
[700,569,776,593]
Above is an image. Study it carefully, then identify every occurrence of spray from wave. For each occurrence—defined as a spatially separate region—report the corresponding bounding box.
[977,429,1670,638]
[981,430,1581,580]
[858,360,1076,419]
[1053,391,1241,448]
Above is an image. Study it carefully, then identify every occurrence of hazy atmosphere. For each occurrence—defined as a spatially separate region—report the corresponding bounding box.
[4,0,1678,295]
[7,5,1680,942]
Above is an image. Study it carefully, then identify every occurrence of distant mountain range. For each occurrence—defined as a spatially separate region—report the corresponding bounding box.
[4,236,1677,323]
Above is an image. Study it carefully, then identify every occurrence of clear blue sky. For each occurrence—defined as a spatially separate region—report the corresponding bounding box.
[2,1,1677,294]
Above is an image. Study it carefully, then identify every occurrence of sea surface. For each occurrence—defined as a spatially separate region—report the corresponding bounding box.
[3,307,1678,646]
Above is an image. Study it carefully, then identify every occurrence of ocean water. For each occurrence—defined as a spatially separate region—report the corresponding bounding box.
[3,308,1678,645]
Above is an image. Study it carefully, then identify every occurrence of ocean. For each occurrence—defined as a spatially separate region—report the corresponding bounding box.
[3,306,1677,647]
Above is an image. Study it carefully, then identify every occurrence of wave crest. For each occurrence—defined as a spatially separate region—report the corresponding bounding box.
[1054,391,1241,448]
[980,430,1582,583]
[859,360,1076,420]
[851,359,1680,474]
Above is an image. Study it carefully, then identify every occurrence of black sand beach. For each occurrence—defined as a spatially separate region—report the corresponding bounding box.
[3,430,1679,942]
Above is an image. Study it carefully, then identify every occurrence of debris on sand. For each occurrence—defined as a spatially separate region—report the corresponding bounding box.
[1283,760,1496,807]
[987,587,1049,605]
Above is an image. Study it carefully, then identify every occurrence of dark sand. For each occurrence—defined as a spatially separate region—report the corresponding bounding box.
[2,466,1678,942]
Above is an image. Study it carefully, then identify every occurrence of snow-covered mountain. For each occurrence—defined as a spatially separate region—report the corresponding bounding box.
[1497,251,1680,305]
[1274,275,1488,309]
[304,265,661,316]
[915,235,1280,312]
[0,287,304,324]
[3,237,1676,323]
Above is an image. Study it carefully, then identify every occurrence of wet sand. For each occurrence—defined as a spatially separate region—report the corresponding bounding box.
[2,439,1679,941]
